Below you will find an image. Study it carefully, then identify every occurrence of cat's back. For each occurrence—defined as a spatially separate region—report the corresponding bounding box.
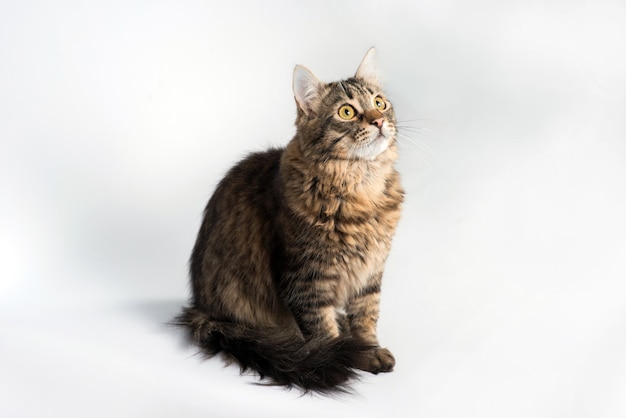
[204,147,283,217]
[216,147,283,196]
[190,148,285,312]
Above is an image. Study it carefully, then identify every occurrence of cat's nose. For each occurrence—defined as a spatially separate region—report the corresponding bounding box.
[364,109,385,128]
[371,117,384,128]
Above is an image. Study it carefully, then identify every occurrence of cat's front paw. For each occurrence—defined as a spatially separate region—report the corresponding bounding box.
[357,347,395,374]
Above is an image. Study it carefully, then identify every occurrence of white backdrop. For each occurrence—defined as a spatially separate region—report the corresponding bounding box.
[2,1,625,417]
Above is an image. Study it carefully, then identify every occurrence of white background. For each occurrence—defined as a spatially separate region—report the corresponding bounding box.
[2,1,625,417]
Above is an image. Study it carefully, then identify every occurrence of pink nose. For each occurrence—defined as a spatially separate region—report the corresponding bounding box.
[364,109,385,128]
[371,117,384,128]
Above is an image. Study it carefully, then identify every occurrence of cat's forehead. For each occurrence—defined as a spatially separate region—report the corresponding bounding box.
[327,77,381,102]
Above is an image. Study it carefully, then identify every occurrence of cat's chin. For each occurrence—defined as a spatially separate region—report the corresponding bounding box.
[349,135,390,161]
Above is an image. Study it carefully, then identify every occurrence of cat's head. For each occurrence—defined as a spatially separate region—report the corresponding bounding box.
[292,48,397,162]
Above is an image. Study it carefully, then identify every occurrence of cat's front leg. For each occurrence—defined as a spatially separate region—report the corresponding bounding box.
[282,270,341,340]
[347,272,395,374]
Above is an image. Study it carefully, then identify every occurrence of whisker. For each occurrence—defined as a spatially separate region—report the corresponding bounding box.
[395,132,435,168]
[396,117,441,123]
[396,134,426,153]
[396,125,440,137]
[397,133,434,154]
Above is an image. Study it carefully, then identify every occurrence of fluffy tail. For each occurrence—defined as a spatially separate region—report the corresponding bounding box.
[173,306,375,394]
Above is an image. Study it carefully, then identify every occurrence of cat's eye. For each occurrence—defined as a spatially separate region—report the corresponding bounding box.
[338,104,356,120]
[374,96,386,110]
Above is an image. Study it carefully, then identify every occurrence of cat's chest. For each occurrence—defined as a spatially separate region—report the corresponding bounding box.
[283,161,403,300]
[324,200,400,302]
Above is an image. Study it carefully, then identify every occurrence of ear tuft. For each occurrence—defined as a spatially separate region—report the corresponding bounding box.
[293,65,323,115]
[355,47,378,84]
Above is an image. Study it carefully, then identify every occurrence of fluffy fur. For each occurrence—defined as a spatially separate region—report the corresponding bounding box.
[175,48,404,394]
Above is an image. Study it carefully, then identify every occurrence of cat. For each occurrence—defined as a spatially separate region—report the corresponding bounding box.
[174,48,404,394]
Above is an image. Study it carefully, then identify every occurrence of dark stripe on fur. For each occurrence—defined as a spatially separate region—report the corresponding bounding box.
[322,132,349,154]
[344,77,368,95]
[357,282,381,298]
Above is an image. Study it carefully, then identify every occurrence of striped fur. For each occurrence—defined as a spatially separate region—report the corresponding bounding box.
[175,49,404,393]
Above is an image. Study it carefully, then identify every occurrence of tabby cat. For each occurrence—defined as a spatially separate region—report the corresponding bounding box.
[175,48,404,393]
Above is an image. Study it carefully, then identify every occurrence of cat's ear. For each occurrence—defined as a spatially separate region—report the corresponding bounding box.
[355,47,378,84]
[293,65,323,115]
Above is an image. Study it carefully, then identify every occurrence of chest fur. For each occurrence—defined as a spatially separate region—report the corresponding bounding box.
[281,154,403,303]
[307,173,402,304]
[326,196,400,303]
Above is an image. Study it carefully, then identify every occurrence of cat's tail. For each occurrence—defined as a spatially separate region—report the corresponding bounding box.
[173,306,376,394]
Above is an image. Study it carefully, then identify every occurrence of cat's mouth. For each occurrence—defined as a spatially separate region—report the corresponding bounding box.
[373,132,386,141]
[368,129,388,145]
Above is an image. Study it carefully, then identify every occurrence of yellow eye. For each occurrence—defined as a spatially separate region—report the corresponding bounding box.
[338,104,356,120]
[374,96,386,110]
